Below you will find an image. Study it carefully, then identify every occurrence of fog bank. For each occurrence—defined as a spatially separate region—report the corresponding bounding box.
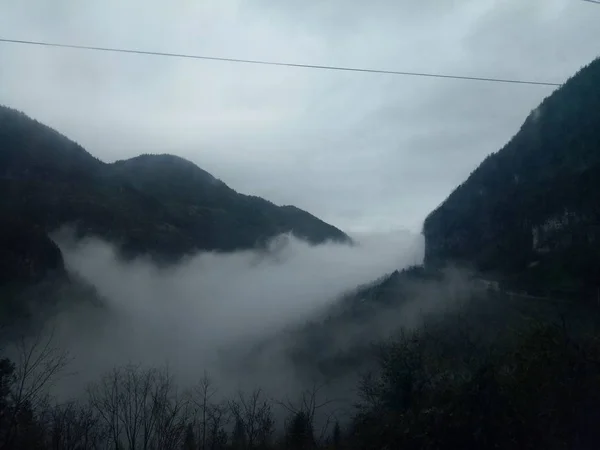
[43,231,423,400]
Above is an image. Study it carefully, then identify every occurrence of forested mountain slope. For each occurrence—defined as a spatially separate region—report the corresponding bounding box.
[423,57,600,294]
[0,216,65,286]
[0,105,349,269]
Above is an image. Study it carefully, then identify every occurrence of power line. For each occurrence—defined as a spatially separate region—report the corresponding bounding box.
[582,0,600,4]
[0,37,562,87]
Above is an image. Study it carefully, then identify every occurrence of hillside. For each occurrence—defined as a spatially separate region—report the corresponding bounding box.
[0,105,350,270]
[423,57,600,295]
[0,216,66,286]
[107,154,349,251]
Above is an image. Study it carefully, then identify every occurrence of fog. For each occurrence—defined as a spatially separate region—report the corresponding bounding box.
[33,230,423,403]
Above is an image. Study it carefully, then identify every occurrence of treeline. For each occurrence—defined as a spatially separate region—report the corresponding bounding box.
[2,317,600,449]
[0,331,344,450]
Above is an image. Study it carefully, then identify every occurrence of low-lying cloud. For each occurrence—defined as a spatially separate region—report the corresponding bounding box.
[42,230,424,401]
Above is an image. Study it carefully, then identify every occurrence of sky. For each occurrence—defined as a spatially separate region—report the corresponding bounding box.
[0,0,599,233]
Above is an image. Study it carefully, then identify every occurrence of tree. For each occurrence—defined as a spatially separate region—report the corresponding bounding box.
[87,364,189,449]
[47,401,101,450]
[331,421,341,450]
[278,382,342,449]
[228,389,274,450]
[0,330,69,449]
[188,371,228,450]
[183,423,196,450]
[284,410,315,450]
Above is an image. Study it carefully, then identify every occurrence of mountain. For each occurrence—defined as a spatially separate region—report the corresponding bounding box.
[0,105,350,271]
[423,57,600,295]
[107,154,349,252]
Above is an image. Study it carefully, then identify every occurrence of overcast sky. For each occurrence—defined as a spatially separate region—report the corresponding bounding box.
[0,0,598,233]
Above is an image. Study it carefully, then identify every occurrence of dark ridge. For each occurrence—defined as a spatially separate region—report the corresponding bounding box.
[0,106,350,267]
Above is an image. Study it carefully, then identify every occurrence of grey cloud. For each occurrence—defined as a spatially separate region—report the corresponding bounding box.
[0,0,599,232]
